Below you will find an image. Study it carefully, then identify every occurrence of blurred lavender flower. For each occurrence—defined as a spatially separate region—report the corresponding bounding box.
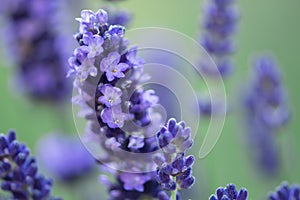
[209,183,248,200]
[99,169,162,200]
[154,118,195,199]
[198,0,239,117]
[199,0,239,77]
[269,182,300,200]
[37,133,95,182]
[104,6,132,27]
[0,130,60,200]
[243,56,290,176]
[1,0,71,102]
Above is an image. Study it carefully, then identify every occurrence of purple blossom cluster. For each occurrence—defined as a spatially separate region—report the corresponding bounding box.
[154,119,195,193]
[2,0,70,102]
[243,56,290,175]
[37,133,95,182]
[269,182,300,200]
[104,6,132,26]
[209,183,248,200]
[68,9,173,199]
[198,0,239,117]
[68,8,197,199]
[99,170,162,200]
[200,0,239,77]
[0,130,59,200]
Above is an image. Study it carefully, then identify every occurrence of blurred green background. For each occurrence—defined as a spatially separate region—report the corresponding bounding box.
[1,0,300,199]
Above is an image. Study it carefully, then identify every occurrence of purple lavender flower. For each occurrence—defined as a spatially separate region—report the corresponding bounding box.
[2,0,71,103]
[129,89,159,126]
[98,84,122,107]
[36,133,95,182]
[101,105,129,128]
[119,173,152,192]
[76,9,108,34]
[99,170,162,200]
[199,0,239,77]
[128,136,145,151]
[0,130,60,199]
[209,183,248,200]
[69,9,197,200]
[69,8,163,200]
[100,52,129,81]
[154,118,195,198]
[68,47,97,81]
[80,32,104,58]
[126,46,146,66]
[104,6,132,27]
[269,182,300,200]
[242,56,290,176]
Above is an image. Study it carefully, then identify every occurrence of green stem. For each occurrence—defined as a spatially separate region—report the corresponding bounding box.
[171,190,178,200]
[171,177,178,200]
[171,188,178,200]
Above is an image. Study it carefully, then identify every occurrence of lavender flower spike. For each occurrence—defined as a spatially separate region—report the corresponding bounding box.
[209,183,248,200]
[243,56,290,176]
[154,118,195,199]
[0,130,60,200]
[269,182,300,200]
[200,0,239,77]
[70,7,201,200]
[69,9,166,199]
[2,0,71,102]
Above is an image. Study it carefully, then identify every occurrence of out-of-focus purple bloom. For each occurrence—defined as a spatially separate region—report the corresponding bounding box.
[100,170,162,200]
[104,6,132,27]
[199,0,239,77]
[2,0,71,103]
[0,130,60,200]
[128,136,145,151]
[98,84,122,107]
[269,182,300,200]
[100,52,129,81]
[209,183,248,200]
[119,173,152,192]
[242,56,290,176]
[198,0,239,117]
[154,118,195,198]
[37,133,95,182]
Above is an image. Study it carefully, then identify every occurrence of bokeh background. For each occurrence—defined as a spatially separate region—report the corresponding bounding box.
[0,0,299,199]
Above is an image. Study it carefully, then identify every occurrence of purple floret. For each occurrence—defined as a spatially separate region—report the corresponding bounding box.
[100,52,129,81]
[0,130,60,200]
[209,183,248,200]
